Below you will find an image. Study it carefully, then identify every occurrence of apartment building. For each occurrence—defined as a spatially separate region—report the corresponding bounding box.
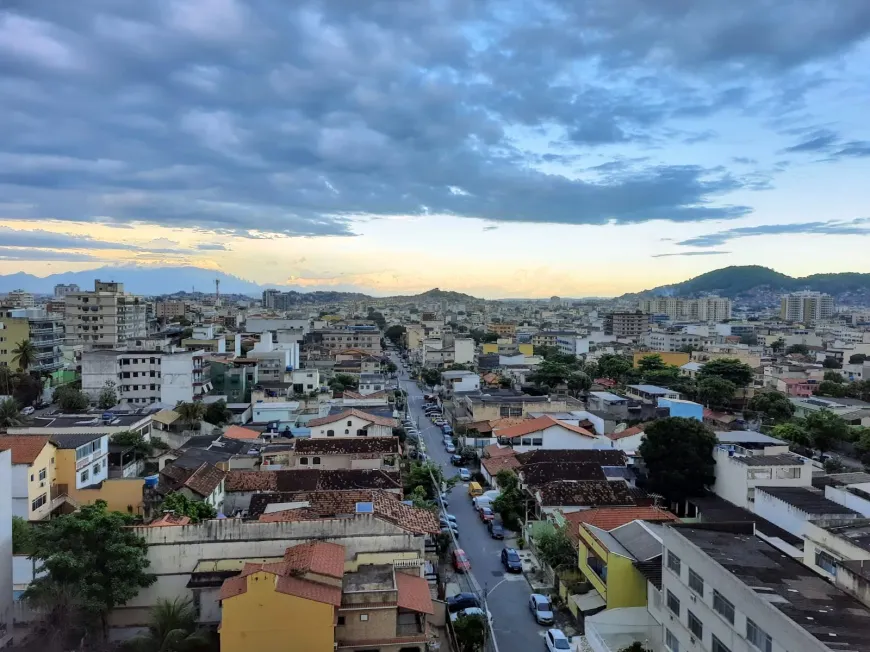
[661,522,870,652]
[154,301,188,320]
[639,296,732,322]
[780,291,835,322]
[487,322,517,337]
[0,308,65,374]
[82,348,210,406]
[645,330,704,353]
[53,283,80,298]
[64,280,147,348]
[2,289,34,308]
[314,326,382,356]
[531,330,576,348]
[556,333,590,357]
[0,312,29,370]
[0,436,57,521]
[604,311,651,338]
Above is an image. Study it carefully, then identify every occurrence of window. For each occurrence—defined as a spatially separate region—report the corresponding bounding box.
[712,590,734,624]
[313,457,321,465]
[80,469,89,483]
[299,457,308,465]
[521,437,532,446]
[667,551,681,575]
[688,568,704,595]
[357,429,367,436]
[500,406,511,417]
[92,462,101,475]
[688,610,702,639]
[776,467,800,479]
[31,494,47,511]
[327,429,335,437]
[712,635,730,652]
[747,468,772,480]
[666,590,680,617]
[359,614,368,621]
[337,616,345,626]
[347,420,353,426]
[815,549,838,575]
[747,619,772,652]
[532,437,543,446]
[665,629,680,652]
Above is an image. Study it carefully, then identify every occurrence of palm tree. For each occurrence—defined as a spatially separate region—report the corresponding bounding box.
[131,597,208,652]
[0,397,23,428]
[175,402,205,431]
[12,339,37,372]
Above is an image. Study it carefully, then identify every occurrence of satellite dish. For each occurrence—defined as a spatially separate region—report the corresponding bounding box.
[613,423,628,433]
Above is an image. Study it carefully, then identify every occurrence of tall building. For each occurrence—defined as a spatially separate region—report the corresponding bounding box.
[2,289,34,308]
[639,296,732,322]
[155,301,188,320]
[604,311,651,338]
[780,291,835,322]
[64,280,147,349]
[0,308,63,374]
[53,283,80,298]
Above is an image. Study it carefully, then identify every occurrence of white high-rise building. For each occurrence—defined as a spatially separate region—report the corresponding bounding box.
[64,280,147,349]
[780,291,835,322]
[639,297,732,322]
[2,289,34,308]
[54,283,80,298]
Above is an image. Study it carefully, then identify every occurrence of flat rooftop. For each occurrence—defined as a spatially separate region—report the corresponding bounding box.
[343,564,394,592]
[757,486,860,516]
[26,413,150,428]
[588,391,626,403]
[715,430,782,445]
[677,525,870,650]
[821,519,870,554]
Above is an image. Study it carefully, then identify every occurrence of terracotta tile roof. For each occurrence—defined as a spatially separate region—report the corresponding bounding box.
[226,469,401,493]
[520,462,606,486]
[606,425,647,441]
[562,506,678,545]
[395,572,435,614]
[149,513,192,527]
[258,508,321,523]
[482,455,521,476]
[537,480,637,508]
[224,425,260,440]
[483,444,515,458]
[342,390,388,400]
[282,541,346,579]
[218,575,248,600]
[0,435,52,465]
[487,417,529,430]
[294,437,399,456]
[308,408,397,428]
[703,409,737,423]
[516,449,627,467]
[494,415,596,440]
[226,470,279,492]
[182,462,226,498]
[276,575,342,606]
[594,378,617,388]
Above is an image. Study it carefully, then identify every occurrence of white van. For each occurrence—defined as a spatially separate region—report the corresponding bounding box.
[472,490,501,509]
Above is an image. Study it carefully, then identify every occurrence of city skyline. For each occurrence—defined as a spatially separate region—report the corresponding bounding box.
[2,2,870,297]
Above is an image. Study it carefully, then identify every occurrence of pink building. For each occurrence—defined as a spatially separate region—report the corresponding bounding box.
[776,377,818,397]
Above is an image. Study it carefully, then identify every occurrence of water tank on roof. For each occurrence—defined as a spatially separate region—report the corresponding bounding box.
[144,475,159,488]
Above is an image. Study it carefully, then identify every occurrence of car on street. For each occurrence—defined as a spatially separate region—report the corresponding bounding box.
[21,406,35,416]
[501,548,523,573]
[545,629,571,651]
[447,592,480,613]
[452,549,471,573]
[450,454,464,466]
[479,507,495,523]
[459,468,471,481]
[439,518,459,533]
[528,594,554,625]
[443,513,458,524]
[488,522,505,539]
[445,443,456,453]
[442,425,453,435]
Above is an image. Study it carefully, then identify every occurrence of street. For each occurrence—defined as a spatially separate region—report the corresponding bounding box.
[392,355,548,652]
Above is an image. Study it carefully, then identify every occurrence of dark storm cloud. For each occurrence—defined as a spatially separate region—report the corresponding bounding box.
[678,218,870,247]
[0,1,869,236]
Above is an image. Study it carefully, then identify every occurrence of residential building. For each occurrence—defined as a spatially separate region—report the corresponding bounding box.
[358,373,387,395]
[156,461,226,512]
[246,332,300,381]
[0,448,11,648]
[493,415,605,453]
[247,316,309,335]
[0,311,30,370]
[638,296,732,321]
[604,312,651,338]
[644,330,703,353]
[209,359,259,403]
[453,393,570,423]
[625,385,681,403]
[290,368,320,394]
[658,398,703,421]
[440,370,481,394]
[532,330,577,348]
[307,409,397,438]
[713,431,811,509]
[182,324,228,354]
[662,522,870,652]
[81,348,210,406]
[803,518,870,605]
[633,351,690,368]
[53,283,80,298]
[780,291,835,322]
[0,436,57,520]
[2,289,34,308]
[776,377,819,397]
[154,301,188,320]
[64,280,147,348]
[754,486,860,541]
[291,437,400,471]
[53,432,109,492]
[8,411,153,440]
[556,333,590,357]
[453,337,475,365]
[314,326,382,356]
[26,309,65,374]
[823,473,870,517]
[487,322,517,337]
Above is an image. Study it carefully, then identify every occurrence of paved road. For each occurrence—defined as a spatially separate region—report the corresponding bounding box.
[392,355,547,652]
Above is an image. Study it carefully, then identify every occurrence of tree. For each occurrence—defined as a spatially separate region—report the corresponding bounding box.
[385,360,398,374]
[786,344,810,356]
[619,644,653,652]
[403,461,445,500]
[384,324,405,346]
[528,360,571,389]
[697,376,736,410]
[55,385,89,412]
[772,422,811,447]
[597,354,633,382]
[535,527,576,570]
[491,470,524,529]
[745,392,794,425]
[129,597,208,652]
[566,371,592,397]
[11,339,37,372]
[160,492,217,522]
[421,368,441,387]
[9,369,43,407]
[97,380,118,410]
[448,363,471,371]
[823,357,843,369]
[850,354,868,364]
[453,612,486,652]
[329,373,359,393]
[175,401,206,430]
[638,418,716,502]
[0,396,23,427]
[824,371,846,383]
[805,409,849,454]
[818,381,848,398]
[204,399,232,425]
[12,516,33,554]
[770,338,785,353]
[367,309,386,330]
[697,358,753,387]
[25,500,155,639]
[111,430,153,462]
[637,354,668,374]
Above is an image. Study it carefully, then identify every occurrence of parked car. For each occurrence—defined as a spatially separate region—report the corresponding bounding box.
[447,592,480,613]
[472,490,501,509]
[488,522,505,539]
[459,468,471,481]
[439,518,459,533]
[452,549,471,573]
[479,507,495,523]
[443,513,458,524]
[528,594,554,625]
[501,548,523,573]
[442,425,453,434]
[445,443,456,453]
[450,454,464,466]
[440,492,450,506]
[545,629,571,651]
[21,406,35,416]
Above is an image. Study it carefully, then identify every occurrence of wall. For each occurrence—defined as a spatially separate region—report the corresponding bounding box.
[825,485,870,517]
[658,398,703,422]
[754,489,859,540]
[81,352,119,399]
[161,352,194,404]
[55,436,109,492]
[0,450,13,645]
[220,572,334,652]
[27,443,55,520]
[712,449,810,509]
[310,416,393,439]
[802,520,870,580]
[75,478,145,514]
[0,318,30,369]
[453,338,475,364]
[508,424,607,454]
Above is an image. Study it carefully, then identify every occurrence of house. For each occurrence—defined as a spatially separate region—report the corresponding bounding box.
[713,431,812,509]
[452,392,570,423]
[252,401,300,424]
[803,519,870,606]
[460,417,527,450]
[157,461,226,512]
[625,384,680,404]
[0,436,57,520]
[822,474,870,517]
[679,361,704,378]
[440,370,481,394]
[662,522,870,652]
[531,477,639,518]
[291,437,400,471]
[776,377,819,397]
[357,373,387,395]
[657,398,703,421]
[754,486,860,540]
[493,415,605,453]
[307,409,397,438]
[604,425,647,454]
[480,445,522,486]
[224,425,261,441]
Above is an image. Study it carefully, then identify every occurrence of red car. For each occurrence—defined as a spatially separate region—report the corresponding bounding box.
[479,507,495,522]
[452,548,471,573]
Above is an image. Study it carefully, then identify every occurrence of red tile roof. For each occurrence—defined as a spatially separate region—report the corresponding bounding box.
[342,390,388,400]
[483,444,515,458]
[183,462,227,498]
[606,425,647,441]
[482,455,521,476]
[395,572,435,614]
[494,415,596,440]
[0,436,52,465]
[224,425,260,440]
[308,408,397,428]
[282,541,346,579]
[276,575,342,606]
[149,513,191,527]
[594,378,617,388]
[562,506,678,545]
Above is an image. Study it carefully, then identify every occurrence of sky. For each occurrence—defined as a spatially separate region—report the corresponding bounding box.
[2,0,870,298]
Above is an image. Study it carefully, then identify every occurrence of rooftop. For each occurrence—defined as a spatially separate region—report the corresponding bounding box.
[223,425,260,441]
[49,432,104,449]
[627,384,675,395]
[494,415,596,440]
[689,495,801,546]
[0,435,52,464]
[538,480,638,508]
[24,412,150,429]
[308,408,397,428]
[728,453,805,467]
[562,506,678,547]
[757,486,860,516]
[588,391,626,403]
[294,437,399,456]
[674,524,870,651]
[715,430,783,445]
[820,519,870,554]
[225,469,401,493]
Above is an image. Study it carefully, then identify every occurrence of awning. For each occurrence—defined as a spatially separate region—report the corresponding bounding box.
[573,591,606,614]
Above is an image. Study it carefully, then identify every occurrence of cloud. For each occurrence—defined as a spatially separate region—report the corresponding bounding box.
[782,129,870,160]
[651,251,732,258]
[482,226,498,232]
[196,242,229,250]
[0,226,146,251]
[783,129,840,153]
[0,247,103,261]
[0,1,868,238]
[678,218,870,247]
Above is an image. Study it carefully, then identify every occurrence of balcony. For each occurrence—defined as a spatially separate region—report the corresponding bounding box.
[583,607,661,652]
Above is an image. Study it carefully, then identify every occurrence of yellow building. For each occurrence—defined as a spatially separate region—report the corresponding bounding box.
[0,315,31,370]
[486,322,516,337]
[632,351,690,368]
[518,343,534,356]
[0,436,57,520]
[482,342,498,355]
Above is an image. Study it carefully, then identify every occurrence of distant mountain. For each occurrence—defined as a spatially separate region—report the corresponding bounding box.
[387,288,480,303]
[630,265,870,303]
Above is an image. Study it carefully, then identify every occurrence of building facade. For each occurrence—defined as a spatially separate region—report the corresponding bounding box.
[780,291,835,322]
[639,297,732,322]
[2,290,34,308]
[605,312,651,338]
[64,280,147,348]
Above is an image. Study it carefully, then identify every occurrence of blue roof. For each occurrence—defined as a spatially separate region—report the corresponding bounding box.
[628,384,674,394]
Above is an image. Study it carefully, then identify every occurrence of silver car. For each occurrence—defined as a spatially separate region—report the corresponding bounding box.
[529,593,554,625]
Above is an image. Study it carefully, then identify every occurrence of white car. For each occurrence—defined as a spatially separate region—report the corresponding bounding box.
[21,406,35,416]
[545,629,571,651]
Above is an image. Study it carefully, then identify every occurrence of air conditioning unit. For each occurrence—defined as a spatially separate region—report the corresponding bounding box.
[690,594,697,603]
